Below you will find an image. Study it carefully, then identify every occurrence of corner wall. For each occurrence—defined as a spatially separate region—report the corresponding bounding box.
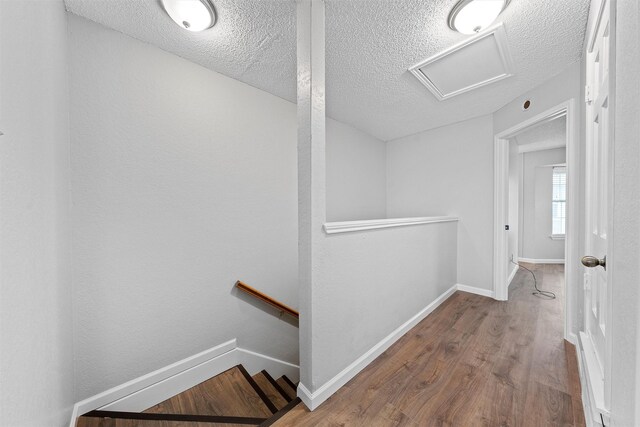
[387,115,495,291]
[326,119,386,222]
[610,0,640,424]
[68,15,300,400]
[0,1,75,425]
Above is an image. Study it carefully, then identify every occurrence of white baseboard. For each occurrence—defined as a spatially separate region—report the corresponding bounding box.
[238,348,300,383]
[508,265,518,287]
[518,257,565,264]
[298,284,458,410]
[456,283,495,298]
[577,332,608,427]
[69,339,299,427]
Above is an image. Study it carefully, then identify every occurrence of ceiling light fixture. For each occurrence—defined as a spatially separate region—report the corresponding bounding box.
[161,0,217,32]
[448,0,510,35]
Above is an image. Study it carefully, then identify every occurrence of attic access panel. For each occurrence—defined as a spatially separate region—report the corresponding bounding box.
[409,24,514,100]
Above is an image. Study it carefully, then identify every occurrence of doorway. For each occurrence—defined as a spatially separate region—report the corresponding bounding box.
[493,100,580,343]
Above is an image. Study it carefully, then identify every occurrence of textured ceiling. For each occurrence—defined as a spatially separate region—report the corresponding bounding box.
[513,115,566,147]
[64,0,589,141]
[64,0,297,103]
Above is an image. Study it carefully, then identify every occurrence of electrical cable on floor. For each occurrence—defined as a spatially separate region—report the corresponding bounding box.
[510,259,556,299]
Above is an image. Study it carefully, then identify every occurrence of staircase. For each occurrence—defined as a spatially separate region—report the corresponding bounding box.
[76,365,301,426]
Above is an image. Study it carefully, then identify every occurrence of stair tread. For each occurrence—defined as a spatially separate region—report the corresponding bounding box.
[252,372,289,410]
[77,417,258,427]
[143,366,273,418]
[275,377,296,401]
[267,401,307,426]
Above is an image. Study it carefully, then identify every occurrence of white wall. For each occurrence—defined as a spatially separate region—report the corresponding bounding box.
[68,16,300,400]
[0,1,75,425]
[520,148,566,260]
[494,62,582,135]
[508,142,520,277]
[387,115,495,291]
[610,0,640,425]
[311,221,458,390]
[326,119,386,221]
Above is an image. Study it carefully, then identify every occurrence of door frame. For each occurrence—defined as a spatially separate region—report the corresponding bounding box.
[493,99,580,343]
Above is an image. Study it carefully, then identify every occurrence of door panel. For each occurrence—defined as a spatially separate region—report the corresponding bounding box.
[582,0,614,421]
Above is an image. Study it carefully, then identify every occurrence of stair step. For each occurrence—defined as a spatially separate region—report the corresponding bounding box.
[252,371,290,409]
[275,377,297,401]
[260,398,302,427]
[77,410,266,426]
[265,400,306,426]
[144,366,274,418]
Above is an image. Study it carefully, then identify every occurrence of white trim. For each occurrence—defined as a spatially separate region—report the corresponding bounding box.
[508,265,518,287]
[567,332,578,345]
[456,283,495,298]
[323,216,458,235]
[493,99,579,343]
[550,234,566,240]
[518,140,566,153]
[68,340,300,426]
[297,284,458,410]
[518,257,566,264]
[68,339,237,426]
[578,332,609,426]
[237,348,300,383]
[408,23,514,100]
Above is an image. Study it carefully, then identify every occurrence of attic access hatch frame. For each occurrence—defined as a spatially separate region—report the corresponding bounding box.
[409,23,514,101]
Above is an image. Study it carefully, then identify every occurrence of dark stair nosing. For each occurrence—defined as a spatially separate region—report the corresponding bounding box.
[82,410,267,425]
[259,398,302,427]
[237,365,279,414]
[260,370,292,403]
[281,375,298,392]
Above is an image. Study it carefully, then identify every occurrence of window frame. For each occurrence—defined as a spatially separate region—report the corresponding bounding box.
[551,166,567,238]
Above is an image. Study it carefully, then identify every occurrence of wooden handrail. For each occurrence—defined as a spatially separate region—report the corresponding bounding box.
[235,280,299,319]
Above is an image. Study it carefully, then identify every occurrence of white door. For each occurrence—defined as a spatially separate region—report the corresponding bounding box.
[581,0,614,423]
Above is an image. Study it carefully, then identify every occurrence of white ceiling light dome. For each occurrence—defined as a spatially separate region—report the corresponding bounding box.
[448,0,510,35]
[161,0,217,32]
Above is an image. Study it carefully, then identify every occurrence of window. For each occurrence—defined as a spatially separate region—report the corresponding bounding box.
[552,166,566,236]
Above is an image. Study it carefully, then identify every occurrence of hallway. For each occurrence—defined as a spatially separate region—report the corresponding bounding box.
[274,264,585,426]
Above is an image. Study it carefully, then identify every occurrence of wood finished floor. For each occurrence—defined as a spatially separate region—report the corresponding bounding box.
[275,263,586,426]
[144,366,273,418]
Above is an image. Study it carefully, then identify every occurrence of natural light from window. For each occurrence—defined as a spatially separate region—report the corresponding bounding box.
[552,166,566,236]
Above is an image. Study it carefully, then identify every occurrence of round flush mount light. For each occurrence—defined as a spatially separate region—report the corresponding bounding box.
[161,0,217,32]
[448,0,510,35]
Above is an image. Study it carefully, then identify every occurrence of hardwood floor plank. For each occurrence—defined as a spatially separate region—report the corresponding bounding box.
[271,265,585,426]
[523,381,575,427]
[252,372,289,410]
[275,377,297,401]
[144,366,273,418]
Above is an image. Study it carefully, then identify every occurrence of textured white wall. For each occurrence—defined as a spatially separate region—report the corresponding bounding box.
[508,142,520,276]
[494,62,582,135]
[610,0,640,425]
[68,16,300,400]
[0,1,75,425]
[311,222,458,388]
[387,115,495,290]
[326,119,386,222]
[520,148,566,260]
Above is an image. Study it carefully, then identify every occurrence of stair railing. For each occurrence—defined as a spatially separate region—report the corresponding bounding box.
[235,280,299,319]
